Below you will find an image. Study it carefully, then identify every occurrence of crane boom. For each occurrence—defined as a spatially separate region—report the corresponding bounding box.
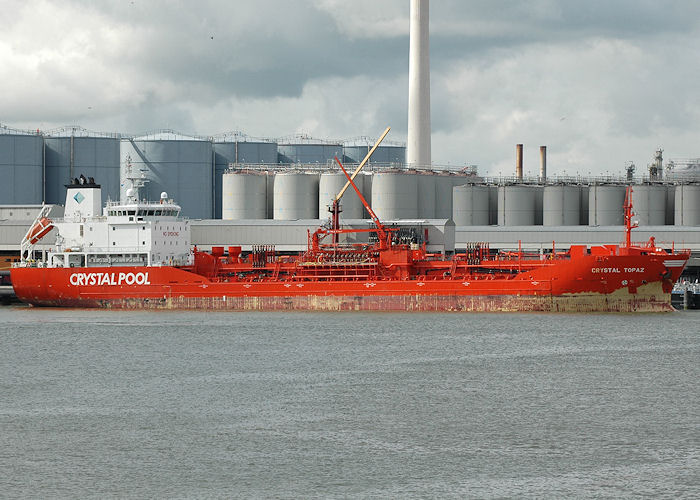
[335,126,391,201]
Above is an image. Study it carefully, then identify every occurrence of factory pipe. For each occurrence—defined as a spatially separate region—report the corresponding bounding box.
[516,144,523,181]
[540,146,547,183]
[406,0,431,168]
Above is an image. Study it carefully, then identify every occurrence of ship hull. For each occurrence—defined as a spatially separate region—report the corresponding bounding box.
[11,255,684,312]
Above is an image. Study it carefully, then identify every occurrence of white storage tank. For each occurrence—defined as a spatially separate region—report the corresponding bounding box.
[632,184,666,226]
[221,172,267,220]
[497,185,537,226]
[273,172,320,220]
[543,185,581,226]
[589,184,626,225]
[674,184,700,226]
[371,171,418,220]
[452,184,490,225]
[417,172,436,218]
[318,171,365,220]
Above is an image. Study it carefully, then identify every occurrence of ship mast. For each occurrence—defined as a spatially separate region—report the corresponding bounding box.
[623,185,638,248]
[122,154,148,202]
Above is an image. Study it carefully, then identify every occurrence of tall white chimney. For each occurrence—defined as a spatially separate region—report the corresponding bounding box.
[406,0,431,168]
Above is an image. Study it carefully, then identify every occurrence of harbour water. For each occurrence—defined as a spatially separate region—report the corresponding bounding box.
[1,307,699,498]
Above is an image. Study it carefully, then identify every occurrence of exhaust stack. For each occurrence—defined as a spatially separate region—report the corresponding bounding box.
[516,144,523,181]
[406,0,431,168]
[540,146,547,182]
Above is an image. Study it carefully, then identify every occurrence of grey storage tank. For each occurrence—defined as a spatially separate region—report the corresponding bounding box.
[318,171,365,220]
[488,185,499,225]
[632,184,666,226]
[417,172,436,218]
[497,185,537,226]
[120,131,213,219]
[674,184,700,226]
[371,171,418,220]
[665,184,676,225]
[212,133,277,218]
[589,184,626,225]
[343,139,405,165]
[44,127,120,204]
[0,126,43,204]
[579,185,590,225]
[434,173,456,219]
[278,136,342,165]
[273,172,320,220]
[221,171,268,220]
[452,184,490,225]
[543,185,581,226]
[533,185,544,225]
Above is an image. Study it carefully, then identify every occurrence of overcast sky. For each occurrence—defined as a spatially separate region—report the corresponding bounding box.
[2,0,700,176]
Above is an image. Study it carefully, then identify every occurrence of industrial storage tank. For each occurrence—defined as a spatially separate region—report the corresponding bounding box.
[434,174,456,219]
[273,172,320,220]
[221,171,268,220]
[212,133,277,218]
[534,185,544,225]
[488,185,499,225]
[361,172,373,219]
[543,185,581,226]
[589,184,626,225]
[665,184,676,225]
[44,127,120,204]
[452,184,490,225]
[674,184,700,226]
[342,139,405,165]
[579,185,590,225]
[417,172,436,218]
[266,173,275,219]
[278,136,342,165]
[371,171,418,220]
[632,184,666,226]
[120,131,213,219]
[0,126,43,204]
[318,172,365,220]
[497,185,537,226]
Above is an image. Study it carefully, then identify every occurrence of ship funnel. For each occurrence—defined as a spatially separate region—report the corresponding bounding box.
[64,176,102,219]
[406,0,431,168]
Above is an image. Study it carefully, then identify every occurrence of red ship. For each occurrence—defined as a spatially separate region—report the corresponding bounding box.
[11,140,690,312]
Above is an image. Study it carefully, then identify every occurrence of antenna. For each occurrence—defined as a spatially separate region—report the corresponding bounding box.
[123,153,149,201]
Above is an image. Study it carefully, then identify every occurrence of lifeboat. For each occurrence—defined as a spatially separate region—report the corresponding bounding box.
[25,217,53,244]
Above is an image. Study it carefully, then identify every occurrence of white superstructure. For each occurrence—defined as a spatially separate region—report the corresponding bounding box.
[18,174,192,269]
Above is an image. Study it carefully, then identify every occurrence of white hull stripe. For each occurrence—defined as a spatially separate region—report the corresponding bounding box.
[663,260,686,268]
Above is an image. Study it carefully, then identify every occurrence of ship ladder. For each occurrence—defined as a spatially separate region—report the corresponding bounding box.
[449,258,458,278]
[272,262,281,280]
